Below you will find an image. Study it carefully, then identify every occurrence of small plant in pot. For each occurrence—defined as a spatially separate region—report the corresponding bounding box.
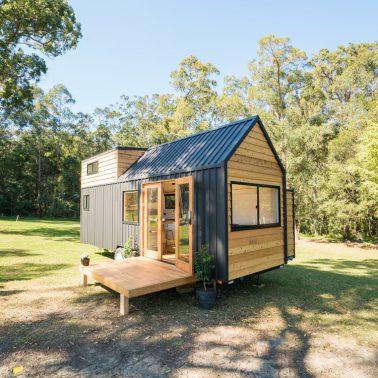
[123,236,139,258]
[114,237,139,260]
[194,244,216,310]
[80,253,90,266]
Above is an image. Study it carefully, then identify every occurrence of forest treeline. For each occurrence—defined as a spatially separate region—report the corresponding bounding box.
[0,1,377,240]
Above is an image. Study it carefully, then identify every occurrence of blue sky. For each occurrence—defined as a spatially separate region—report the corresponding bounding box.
[39,0,378,114]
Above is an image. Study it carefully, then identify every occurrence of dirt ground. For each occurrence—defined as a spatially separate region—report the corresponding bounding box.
[1,238,377,377]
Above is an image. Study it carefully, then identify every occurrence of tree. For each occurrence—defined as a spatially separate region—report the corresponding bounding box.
[96,94,178,149]
[170,55,220,132]
[248,35,308,122]
[310,42,378,125]
[295,41,378,239]
[0,34,376,241]
[0,0,81,113]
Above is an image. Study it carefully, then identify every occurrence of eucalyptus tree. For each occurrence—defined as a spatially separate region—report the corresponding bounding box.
[306,42,378,238]
[248,34,308,123]
[170,55,220,132]
[0,0,81,114]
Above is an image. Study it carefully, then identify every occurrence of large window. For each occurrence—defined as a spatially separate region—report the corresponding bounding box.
[87,161,98,175]
[83,195,90,210]
[123,191,139,223]
[231,182,280,230]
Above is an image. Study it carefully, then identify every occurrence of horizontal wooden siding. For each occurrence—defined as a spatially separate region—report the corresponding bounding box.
[227,123,285,280]
[81,149,145,188]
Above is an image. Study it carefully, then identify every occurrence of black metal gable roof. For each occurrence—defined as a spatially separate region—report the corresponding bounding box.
[118,116,261,181]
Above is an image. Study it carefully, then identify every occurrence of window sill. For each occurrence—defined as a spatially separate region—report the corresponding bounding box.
[122,221,139,225]
[231,223,281,232]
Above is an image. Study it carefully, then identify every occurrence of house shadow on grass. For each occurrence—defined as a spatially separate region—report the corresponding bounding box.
[95,250,114,259]
[0,226,80,242]
[0,263,70,283]
[73,286,116,304]
[299,258,378,277]
[0,289,23,297]
[1,261,377,377]
[0,248,40,258]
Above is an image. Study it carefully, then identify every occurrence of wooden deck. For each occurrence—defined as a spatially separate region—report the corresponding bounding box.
[80,256,196,315]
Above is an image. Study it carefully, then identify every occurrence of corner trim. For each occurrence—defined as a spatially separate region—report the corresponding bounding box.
[286,188,296,259]
[283,178,288,264]
[223,161,229,282]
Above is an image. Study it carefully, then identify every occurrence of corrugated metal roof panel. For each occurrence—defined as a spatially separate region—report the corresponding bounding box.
[118,116,258,181]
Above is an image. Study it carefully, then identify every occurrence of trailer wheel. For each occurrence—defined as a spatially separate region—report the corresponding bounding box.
[114,246,125,260]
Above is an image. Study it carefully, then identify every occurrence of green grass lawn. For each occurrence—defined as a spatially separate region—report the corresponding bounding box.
[0,217,109,288]
[0,217,377,376]
[262,241,378,347]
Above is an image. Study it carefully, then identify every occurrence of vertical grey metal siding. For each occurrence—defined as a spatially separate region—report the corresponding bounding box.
[79,165,228,281]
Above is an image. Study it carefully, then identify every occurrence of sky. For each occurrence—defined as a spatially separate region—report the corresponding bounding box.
[38,0,378,114]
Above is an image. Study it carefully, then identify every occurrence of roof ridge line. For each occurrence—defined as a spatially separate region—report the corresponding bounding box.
[146,115,258,150]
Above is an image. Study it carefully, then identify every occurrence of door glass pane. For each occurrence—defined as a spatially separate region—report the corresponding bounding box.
[178,183,190,263]
[147,187,158,251]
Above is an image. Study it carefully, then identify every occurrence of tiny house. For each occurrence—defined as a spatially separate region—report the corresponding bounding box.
[80,116,295,282]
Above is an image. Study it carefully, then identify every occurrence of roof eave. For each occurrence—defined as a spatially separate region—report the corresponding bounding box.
[118,162,225,182]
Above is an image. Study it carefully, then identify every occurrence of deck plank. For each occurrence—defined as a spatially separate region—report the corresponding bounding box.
[81,256,195,299]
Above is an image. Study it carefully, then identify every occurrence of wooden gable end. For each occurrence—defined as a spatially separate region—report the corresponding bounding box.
[226,123,285,280]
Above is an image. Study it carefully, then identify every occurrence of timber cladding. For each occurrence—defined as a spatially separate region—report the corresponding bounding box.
[81,148,145,188]
[227,123,285,280]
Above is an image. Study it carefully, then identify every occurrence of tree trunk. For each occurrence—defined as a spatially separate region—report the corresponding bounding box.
[37,140,42,219]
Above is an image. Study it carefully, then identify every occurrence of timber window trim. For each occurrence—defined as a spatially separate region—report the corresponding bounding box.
[123,190,139,224]
[231,181,281,231]
[83,195,90,210]
[87,161,99,175]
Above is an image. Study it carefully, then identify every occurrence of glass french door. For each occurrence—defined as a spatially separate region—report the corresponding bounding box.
[142,183,163,260]
[175,176,194,274]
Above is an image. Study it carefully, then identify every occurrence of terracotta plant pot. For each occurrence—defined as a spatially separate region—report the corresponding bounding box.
[81,258,90,266]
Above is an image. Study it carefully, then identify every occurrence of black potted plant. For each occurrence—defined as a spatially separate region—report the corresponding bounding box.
[194,244,216,310]
[80,253,90,266]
